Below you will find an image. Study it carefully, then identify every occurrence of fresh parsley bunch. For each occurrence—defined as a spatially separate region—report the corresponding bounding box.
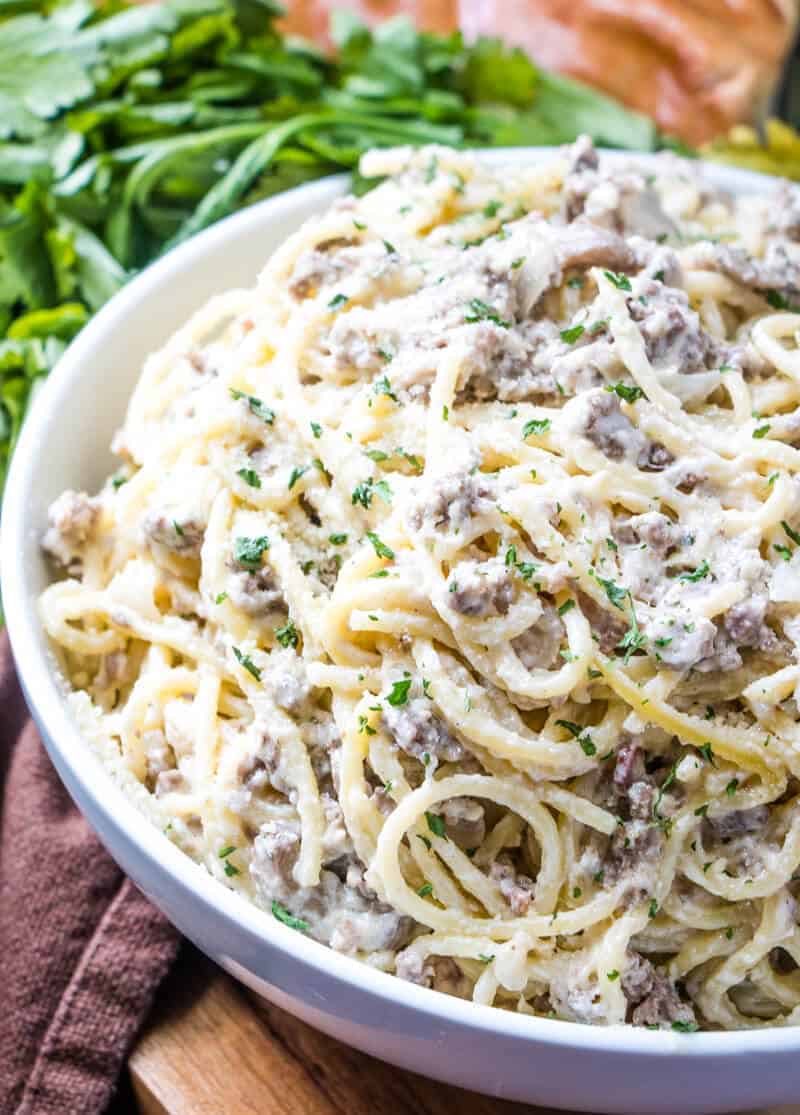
[0,0,658,496]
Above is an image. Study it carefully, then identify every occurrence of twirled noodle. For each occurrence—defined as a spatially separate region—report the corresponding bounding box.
[39,138,800,1030]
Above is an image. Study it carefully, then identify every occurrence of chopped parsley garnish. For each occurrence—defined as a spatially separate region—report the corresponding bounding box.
[774,544,792,561]
[725,778,739,797]
[652,761,678,823]
[671,1021,699,1033]
[555,719,596,756]
[783,520,800,546]
[366,531,395,560]
[753,424,771,439]
[232,646,261,681]
[219,845,236,859]
[573,886,582,898]
[698,743,716,766]
[386,678,412,706]
[397,448,422,471]
[648,899,658,919]
[603,270,632,291]
[483,199,502,218]
[511,257,525,270]
[329,533,348,545]
[223,860,239,877]
[233,535,269,568]
[765,290,792,310]
[229,389,275,424]
[374,375,398,403]
[352,480,374,509]
[566,276,584,288]
[328,292,349,311]
[605,382,645,404]
[417,883,433,898]
[364,448,389,463]
[272,901,309,933]
[288,465,307,490]
[172,520,184,537]
[522,417,551,439]
[111,474,127,490]
[592,571,628,610]
[694,803,709,817]
[425,811,447,838]
[383,239,397,254]
[607,970,620,981]
[464,298,510,329]
[678,560,710,583]
[310,421,322,438]
[560,324,585,344]
[478,953,495,964]
[617,604,646,665]
[358,715,376,736]
[214,591,228,605]
[236,467,261,489]
[275,620,299,649]
[557,599,575,616]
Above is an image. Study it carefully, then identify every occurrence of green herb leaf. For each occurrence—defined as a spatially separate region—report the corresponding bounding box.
[560,324,584,344]
[522,417,551,439]
[605,382,645,403]
[288,465,307,490]
[272,901,309,932]
[233,536,269,568]
[386,678,412,706]
[366,530,394,560]
[275,620,299,648]
[232,646,261,681]
[678,560,710,583]
[464,298,510,328]
[230,390,275,424]
[783,520,800,546]
[603,270,632,291]
[237,467,261,489]
[425,811,446,838]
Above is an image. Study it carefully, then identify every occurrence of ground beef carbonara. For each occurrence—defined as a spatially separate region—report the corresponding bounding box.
[40,139,800,1031]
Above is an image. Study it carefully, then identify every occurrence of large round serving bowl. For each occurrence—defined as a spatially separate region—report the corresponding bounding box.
[3,149,799,1115]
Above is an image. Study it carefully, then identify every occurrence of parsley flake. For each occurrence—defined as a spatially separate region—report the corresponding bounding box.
[272,901,309,932]
[603,270,632,291]
[464,298,510,328]
[232,646,261,681]
[229,389,275,424]
[236,467,261,489]
[233,536,269,568]
[522,417,551,439]
[425,811,447,838]
[386,678,412,706]
[275,621,299,649]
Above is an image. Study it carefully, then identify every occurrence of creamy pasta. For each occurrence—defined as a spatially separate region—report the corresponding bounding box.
[40,139,800,1031]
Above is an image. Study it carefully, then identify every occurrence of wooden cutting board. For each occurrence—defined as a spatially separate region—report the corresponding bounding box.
[128,948,799,1115]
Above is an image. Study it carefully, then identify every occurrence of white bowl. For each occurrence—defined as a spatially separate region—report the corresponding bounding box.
[3,149,798,1114]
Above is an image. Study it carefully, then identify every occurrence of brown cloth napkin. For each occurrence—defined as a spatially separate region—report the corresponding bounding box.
[0,630,181,1115]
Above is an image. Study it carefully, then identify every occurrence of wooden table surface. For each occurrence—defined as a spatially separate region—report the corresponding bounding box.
[128,949,800,1115]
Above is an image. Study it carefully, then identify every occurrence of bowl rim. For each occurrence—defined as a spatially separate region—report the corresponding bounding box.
[4,145,800,1058]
